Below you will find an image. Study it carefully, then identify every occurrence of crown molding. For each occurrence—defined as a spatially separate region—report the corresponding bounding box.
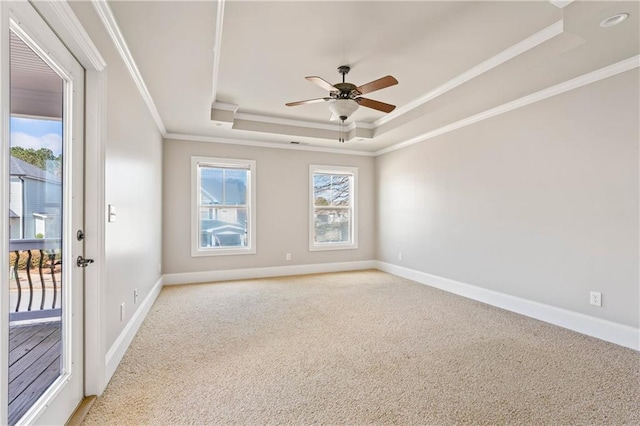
[235,112,342,132]
[164,133,375,157]
[32,1,106,71]
[212,101,238,112]
[549,0,575,9]
[92,0,166,136]
[374,20,564,128]
[375,55,640,156]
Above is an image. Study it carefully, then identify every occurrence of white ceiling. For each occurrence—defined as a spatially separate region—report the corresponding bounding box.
[107,0,639,154]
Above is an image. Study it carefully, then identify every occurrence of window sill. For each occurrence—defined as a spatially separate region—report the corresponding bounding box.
[309,243,358,252]
[191,247,256,257]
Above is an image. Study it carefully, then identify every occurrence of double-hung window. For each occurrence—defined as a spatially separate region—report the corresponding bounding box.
[191,156,256,256]
[309,165,357,251]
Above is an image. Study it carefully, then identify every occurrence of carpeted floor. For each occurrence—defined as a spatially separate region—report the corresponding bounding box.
[83,270,639,425]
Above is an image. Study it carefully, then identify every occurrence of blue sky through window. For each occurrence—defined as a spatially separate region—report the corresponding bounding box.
[10,116,62,156]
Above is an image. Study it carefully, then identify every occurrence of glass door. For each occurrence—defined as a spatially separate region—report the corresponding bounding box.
[3,2,85,424]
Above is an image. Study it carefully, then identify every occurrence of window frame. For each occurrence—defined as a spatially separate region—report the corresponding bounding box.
[191,156,256,257]
[309,164,358,251]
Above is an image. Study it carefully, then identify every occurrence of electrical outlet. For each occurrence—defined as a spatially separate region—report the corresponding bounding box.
[134,289,138,304]
[120,302,125,321]
[285,253,291,261]
[398,252,403,261]
[158,263,162,273]
[590,291,602,307]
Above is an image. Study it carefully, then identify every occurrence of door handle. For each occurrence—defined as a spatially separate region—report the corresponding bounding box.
[77,256,94,268]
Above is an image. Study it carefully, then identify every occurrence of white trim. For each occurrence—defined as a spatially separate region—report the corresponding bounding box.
[212,101,238,112]
[34,0,109,400]
[375,55,640,156]
[163,260,377,286]
[549,0,574,9]
[0,2,10,423]
[374,20,564,128]
[211,0,225,103]
[30,1,105,71]
[309,165,358,251]
[191,156,257,257]
[236,112,374,133]
[105,276,163,384]
[165,133,375,157]
[83,69,107,396]
[375,261,640,351]
[349,121,375,131]
[91,0,166,136]
[236,112,343,132]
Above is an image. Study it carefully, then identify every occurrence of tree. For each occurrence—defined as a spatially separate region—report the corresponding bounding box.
[10,146,62,176]
[313,174,350,206]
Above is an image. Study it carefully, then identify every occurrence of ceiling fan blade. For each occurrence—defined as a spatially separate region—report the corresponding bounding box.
[286,98,329,107]
[306,76,338,92]
[357,97,396,113]
[355,75,398,95]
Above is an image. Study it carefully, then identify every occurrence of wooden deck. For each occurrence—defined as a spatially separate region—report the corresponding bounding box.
[8,321,61,426]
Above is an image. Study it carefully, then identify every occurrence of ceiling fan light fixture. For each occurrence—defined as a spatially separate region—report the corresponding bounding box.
[328,99,359,122]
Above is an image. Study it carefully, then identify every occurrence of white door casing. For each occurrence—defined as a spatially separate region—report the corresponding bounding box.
[2,1,85,424]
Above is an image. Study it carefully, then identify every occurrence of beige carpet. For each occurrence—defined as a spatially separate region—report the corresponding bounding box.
[84,270,639,425]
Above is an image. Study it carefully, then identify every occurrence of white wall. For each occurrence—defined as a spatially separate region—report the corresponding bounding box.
[69,3,163,349]
[163,139,375,275]
[376,69,639,328]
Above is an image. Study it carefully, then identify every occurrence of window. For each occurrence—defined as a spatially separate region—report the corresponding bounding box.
[309,165,357,251]
[191,156,256,256]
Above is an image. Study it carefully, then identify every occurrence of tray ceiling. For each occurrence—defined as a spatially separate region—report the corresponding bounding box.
[107,0,639,153]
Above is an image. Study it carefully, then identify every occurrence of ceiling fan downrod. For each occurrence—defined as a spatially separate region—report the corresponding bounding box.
[338,65,350,83]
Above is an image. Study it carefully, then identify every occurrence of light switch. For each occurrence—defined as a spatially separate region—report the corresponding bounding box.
[108,204,117,223]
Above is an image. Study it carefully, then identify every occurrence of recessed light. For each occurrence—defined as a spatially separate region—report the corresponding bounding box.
[600,13,629,28]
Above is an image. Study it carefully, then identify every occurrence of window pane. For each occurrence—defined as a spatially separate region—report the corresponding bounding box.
[314,209,350,243]
[313,174,332,206]
[224,169,248,205]
[199,207,248,248]
[200,167,223,205]
[329,175,350,206]
[313,173,350,207]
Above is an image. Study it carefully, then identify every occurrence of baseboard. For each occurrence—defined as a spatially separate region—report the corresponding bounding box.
[375,261,640,351]
[162,260,378,285]
[104,275,163,383]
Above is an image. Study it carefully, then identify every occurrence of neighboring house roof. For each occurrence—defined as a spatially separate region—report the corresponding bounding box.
[201,187,219,205]
[203,220,245,233]
[9,209,19,218]
[10,156,61,184]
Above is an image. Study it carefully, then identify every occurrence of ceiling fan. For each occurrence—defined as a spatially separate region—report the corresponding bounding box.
[286,65,398,125]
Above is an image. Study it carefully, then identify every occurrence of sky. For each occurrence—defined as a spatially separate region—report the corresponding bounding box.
[10,116,63,156]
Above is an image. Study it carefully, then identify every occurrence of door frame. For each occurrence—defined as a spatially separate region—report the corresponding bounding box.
[30,0,109,397]
[0,1,107,423]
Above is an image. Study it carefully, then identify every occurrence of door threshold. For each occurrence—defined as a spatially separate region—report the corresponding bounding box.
[65,395,97,426]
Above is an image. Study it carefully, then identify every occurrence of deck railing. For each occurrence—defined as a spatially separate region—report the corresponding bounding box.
[9,239,62,323]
